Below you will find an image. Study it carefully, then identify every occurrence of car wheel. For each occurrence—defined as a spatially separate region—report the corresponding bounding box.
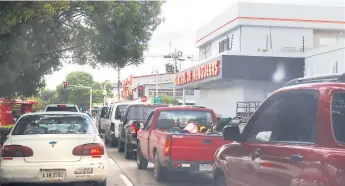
[118,139,124,152]
[94,178,107,186]
[124,143,133,159]
[153,152,168,182]
[136,142,148,170]
[214,172,226,186]
[111,137,118,147]
[104,136,109,145]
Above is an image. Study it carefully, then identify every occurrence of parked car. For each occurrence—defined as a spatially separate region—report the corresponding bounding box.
[214,74,345,186]
[118,103,168,159]
[44,104,79,112]
[136,106,229,182]
[0,112,107,186]
[104,103,128,146]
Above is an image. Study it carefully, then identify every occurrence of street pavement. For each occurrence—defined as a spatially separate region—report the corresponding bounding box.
[7,145,213,186]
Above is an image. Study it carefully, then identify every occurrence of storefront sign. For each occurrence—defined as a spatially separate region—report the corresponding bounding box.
[122,75,133,99]
[175,60,220,86]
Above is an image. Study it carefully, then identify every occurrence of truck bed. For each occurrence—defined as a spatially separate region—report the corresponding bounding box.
[169,132,225,162]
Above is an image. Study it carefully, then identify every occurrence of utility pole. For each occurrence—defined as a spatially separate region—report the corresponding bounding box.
[89,86,92,116]
[173,49,177,101]
[154,68,159,96]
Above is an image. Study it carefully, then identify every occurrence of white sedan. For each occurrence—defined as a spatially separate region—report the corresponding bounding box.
[0,112,108,186]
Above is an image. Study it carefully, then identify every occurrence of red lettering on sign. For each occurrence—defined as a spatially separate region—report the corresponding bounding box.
[175,60,221,86]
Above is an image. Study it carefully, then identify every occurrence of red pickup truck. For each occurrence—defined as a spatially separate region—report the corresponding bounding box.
[214,74,345,186]
[136,106,227,182]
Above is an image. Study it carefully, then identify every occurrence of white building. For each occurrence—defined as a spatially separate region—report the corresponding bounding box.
[175,2,345,118]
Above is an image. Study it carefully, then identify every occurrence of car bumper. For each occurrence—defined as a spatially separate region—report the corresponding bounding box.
[166,161,214,173]
[0,161,107,184]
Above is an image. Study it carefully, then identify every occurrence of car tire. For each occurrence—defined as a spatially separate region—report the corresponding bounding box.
[94,178,107,186]
[124,143,133,159]
[111,137,118,147]
[214,171,226,186]
[118,139,124,152]
[153,151,168,182]
[136,142,148,170]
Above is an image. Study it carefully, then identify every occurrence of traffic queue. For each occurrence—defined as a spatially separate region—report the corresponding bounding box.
[3,73,345,186]
[96,99,231,182]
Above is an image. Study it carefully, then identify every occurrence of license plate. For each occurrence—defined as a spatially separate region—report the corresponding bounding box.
[199,164,213,172]
[75,168,93,174]
[40,170,65,181]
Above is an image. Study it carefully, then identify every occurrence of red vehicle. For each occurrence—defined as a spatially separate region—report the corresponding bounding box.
[136,106,228,182]
[214,74,345,186]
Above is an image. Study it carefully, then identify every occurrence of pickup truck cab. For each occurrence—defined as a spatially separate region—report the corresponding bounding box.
[118,103,168,159]
[214,74,345,186]
[104,103,128,146]
[136,106,228,182]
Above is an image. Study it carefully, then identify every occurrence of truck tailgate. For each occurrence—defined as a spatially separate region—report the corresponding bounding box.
[170,134,225,162]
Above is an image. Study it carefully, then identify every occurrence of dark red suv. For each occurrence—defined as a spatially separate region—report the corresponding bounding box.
[214,74,345,186]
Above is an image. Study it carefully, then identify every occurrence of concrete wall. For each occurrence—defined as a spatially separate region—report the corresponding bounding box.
[304,44,345,76]
[196,80,282,117]
[196,2,345,47]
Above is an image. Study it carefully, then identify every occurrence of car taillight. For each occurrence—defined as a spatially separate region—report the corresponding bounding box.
[130,122,137,134]
[72,143,104,158]
[164,137,171,156]
[57,104,66,107]
[1,145,33,159]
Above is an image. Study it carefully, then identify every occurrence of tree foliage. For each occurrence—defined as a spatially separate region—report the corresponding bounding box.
[0,1,164,97]
[55,71,112,110]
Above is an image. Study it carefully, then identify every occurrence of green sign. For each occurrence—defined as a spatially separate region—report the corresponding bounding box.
[153,96,163,104]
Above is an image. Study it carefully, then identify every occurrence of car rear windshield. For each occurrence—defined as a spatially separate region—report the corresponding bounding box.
[157,110,214,129]
[128,105,167,121]
[11,114,96,135]
[46,106,78,112]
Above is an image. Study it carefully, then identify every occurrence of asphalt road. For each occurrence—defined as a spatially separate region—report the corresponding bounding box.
[106,145,213,186]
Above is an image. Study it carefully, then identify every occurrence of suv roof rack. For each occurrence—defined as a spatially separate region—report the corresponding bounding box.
[283,73,345,87]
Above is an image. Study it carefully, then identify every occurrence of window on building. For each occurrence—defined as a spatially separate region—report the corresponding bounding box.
[185,89,194,96]
[219,38,229,53]
[199,43,212,60]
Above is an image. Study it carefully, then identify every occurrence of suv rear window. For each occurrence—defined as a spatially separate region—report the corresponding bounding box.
[12,114,96,135]
[46,106,78,112]
[332,92,345,143]
[127,105,167,121]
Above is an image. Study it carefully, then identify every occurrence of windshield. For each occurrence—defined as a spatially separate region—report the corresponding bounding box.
[46,107,78,112]
[116,105,128,116]
[128,105,166,120]
[11,114,96,135]
[157,110,214,128]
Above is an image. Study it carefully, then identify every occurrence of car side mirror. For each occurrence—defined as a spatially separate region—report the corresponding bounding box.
[115,114,121,120]
[222,125,241,141]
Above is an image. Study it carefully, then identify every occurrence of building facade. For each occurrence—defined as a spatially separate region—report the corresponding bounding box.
[121,73,196,104]
[176,2,345,118]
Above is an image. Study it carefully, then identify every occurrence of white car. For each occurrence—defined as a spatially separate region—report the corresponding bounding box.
[0,112,108,186]
[44,104,80,112]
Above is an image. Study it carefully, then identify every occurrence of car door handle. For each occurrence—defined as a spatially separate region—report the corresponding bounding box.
[250,150,260,161]
[288,154,304,162]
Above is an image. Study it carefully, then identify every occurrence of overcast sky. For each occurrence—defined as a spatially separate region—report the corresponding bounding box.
[44,0,345,90]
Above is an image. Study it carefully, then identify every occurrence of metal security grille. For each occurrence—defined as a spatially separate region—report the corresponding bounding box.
[236,101,262,122]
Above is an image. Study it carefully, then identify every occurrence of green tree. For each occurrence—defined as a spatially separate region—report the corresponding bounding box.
[0,1,164,97]
[56,71,110,110]
[40,89,58,104]
[162,95,179,105]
